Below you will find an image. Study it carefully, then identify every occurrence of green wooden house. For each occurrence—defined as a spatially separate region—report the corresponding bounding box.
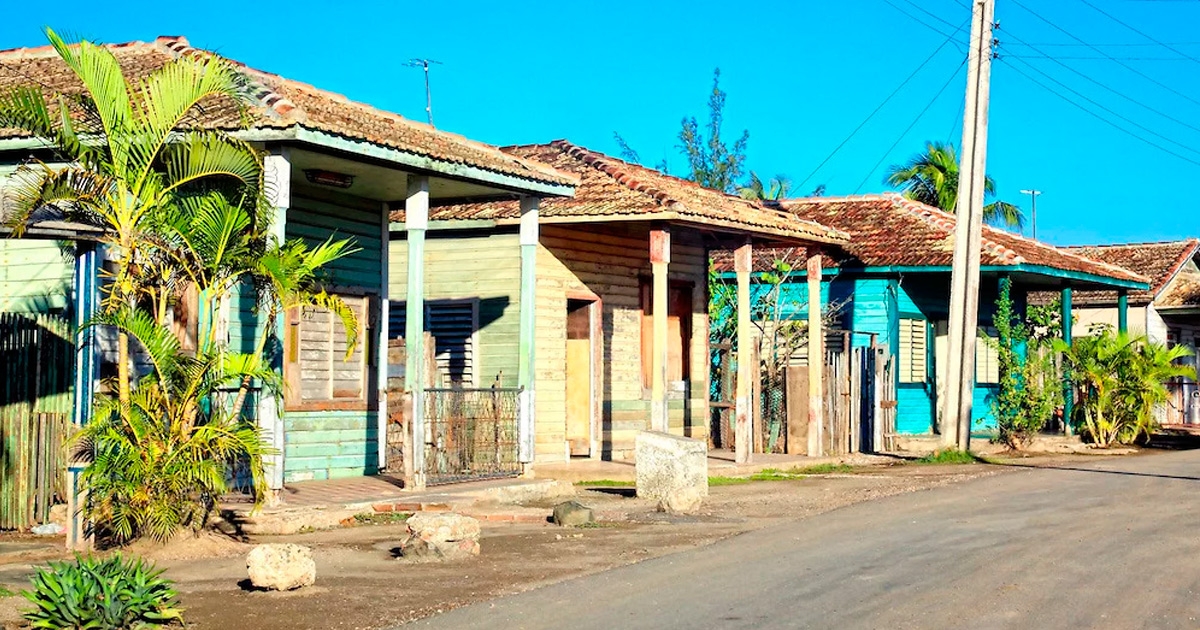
[0,36,577,490]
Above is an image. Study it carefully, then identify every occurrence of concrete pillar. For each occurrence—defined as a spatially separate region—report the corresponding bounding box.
[734,241,753,464]
[260,150,289,491]
[806,254,825,457]
[1061,286,1074,434]
[1117,290,1128,334]
[405,176,430,487]
[518,196,539,464]
[650,227,670,433]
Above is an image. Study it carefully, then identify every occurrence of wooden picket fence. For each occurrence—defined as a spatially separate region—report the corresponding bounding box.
[1,312,75,530]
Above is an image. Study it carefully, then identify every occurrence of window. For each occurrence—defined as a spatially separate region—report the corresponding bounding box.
[639,279,693,388]
[976,326,1000,384]
[898,318,928,384]
[285,294,371,410]
[388,299,478,387]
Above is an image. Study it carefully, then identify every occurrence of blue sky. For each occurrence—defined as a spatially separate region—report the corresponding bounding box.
[2,0,1198,246]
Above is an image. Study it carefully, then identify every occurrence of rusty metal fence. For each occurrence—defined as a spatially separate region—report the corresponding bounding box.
[423,387,521,485]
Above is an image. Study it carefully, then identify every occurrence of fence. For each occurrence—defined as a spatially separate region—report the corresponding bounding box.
[422,387,521,486]
[1,312,75,530]
[822,344,895,455]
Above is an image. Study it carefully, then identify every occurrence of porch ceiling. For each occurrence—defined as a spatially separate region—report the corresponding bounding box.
[285,147,524,203]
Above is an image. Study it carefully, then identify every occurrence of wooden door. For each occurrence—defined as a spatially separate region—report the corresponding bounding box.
[566,300,593,456]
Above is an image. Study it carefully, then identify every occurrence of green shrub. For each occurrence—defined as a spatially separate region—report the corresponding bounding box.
[917,449,978,465]
[22,554,183,629]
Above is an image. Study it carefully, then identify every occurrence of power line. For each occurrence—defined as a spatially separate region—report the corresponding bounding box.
[1000,58,1200,168]
[1076,0,1200,67]
[856,58,968,193]
[1006,41,1200,48]
[1002,54,1194,61]
[797,17,968,189]
[994,31,1200,137]
[879,0,966,43]
[1004,55,1200,158]
[1009,0,1200,109]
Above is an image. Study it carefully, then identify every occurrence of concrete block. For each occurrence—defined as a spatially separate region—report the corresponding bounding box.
[635,431,707,514]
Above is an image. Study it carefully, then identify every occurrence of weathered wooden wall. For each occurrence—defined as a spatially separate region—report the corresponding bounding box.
[535,223,709,463]
[0,240,73,314]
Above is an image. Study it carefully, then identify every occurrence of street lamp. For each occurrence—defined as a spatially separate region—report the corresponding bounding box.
[1020,189,1041,240]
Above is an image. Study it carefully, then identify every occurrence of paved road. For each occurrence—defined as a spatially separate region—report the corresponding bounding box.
[411,450,1200,629]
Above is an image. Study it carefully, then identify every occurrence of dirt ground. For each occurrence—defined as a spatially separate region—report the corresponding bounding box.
[0,457,1057,630]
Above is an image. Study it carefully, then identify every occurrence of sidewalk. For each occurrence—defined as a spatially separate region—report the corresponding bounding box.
[531,449,890,483]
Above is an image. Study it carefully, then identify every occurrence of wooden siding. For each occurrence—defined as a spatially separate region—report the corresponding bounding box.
[0,240,73,314]
[535,224,709,463]
[222,184,385,482]
[388,230,522,387]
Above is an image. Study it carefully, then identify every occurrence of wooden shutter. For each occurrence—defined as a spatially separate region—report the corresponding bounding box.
[898,318,928,383]
[975,327,1000,384]
[428,301,476,387]
[285,294,370,409]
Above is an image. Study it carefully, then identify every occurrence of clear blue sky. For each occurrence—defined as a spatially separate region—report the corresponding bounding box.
[3,0,1198,246]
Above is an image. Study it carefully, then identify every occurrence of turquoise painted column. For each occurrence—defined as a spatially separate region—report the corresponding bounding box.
[517,196,540,464]
[405,176,430,487]
[1117,290,1129,333]
[67,240,100,551]
[1061,286,1073,434]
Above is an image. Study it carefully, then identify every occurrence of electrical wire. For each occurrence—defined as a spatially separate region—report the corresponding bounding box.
[879,0,966,42]
[1076,0,1200,67]
[1000,58,1200,168]
[855,58,968,193]
[796,15,969,190]
[1009,0,1200,109]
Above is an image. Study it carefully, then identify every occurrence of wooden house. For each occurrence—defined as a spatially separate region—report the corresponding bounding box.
[389,141,848,470]
[715,194,1150,437]
[0,36,577,488]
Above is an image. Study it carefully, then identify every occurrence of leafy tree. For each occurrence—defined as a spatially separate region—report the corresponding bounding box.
[884,141,1024,229]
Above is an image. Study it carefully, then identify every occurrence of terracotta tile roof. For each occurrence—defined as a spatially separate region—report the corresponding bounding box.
[711,193,1146,287]
[1059,240,1200,305]
[0,37,575,189]
[391,141,848,244]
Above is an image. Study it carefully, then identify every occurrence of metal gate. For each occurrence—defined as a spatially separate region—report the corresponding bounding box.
[423,387,521,485]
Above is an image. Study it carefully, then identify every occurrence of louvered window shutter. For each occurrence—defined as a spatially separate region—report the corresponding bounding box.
[898,318,928,384]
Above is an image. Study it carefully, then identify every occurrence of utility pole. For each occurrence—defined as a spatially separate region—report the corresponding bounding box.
[1020,189,1040,240]
[406,58,442,127]
[940,0,996,452]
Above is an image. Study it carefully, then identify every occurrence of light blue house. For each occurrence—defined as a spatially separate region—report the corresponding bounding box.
[717,194,1150,436]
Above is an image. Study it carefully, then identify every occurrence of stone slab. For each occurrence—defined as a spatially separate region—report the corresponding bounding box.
[635,431,708,514]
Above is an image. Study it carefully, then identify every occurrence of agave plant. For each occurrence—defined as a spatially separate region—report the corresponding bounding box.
[23,554,183,629]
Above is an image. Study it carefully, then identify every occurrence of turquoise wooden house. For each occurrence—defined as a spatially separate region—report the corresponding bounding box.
[0,36,577,491]
[717,193,1150,437]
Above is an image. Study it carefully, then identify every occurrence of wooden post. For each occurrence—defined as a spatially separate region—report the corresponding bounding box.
[807,254,825,457]
[378,201,391,471]
[734,241,753,464]
[1117,290,1128,333]
[941,0,995,452]
[405,175,429,488]
[1062,286,1074,435]
[518,196,539,464]
[260,150,289,492]
[68,241,99,551]
[650,227,670,433]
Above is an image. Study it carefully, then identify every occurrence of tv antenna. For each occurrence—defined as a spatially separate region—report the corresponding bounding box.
[405,58,442,127]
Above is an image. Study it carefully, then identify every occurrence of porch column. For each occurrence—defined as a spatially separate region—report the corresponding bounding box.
[1061,286,1073,434]
[1117,290,1129,333]
[807,253,825,457]
[260,150,289,492]
[650,226,670,433]
[405,176,430,488]
[378,201,391,471]
[518,196,539,464]
[67,240,100,551]
[735,241,753,464]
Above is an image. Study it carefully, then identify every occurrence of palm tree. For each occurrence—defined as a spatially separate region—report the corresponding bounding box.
[0,28,262,406]
[884,141,1024,230]
[738,172,792,201]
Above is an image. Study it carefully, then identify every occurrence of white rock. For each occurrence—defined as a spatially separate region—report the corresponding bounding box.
[400,512,481,561]
[247,543,316,590]
[635,431,708,514]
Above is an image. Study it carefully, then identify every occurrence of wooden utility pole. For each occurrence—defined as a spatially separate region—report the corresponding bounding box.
[940,0,995,451]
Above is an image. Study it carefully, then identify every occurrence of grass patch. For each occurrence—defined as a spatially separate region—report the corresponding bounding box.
[707,476,753,486]
[352,512,412,526]
[790,463,855,475]
[574,479,633,487]
[0,586,17,598]
[916,449,979,465]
